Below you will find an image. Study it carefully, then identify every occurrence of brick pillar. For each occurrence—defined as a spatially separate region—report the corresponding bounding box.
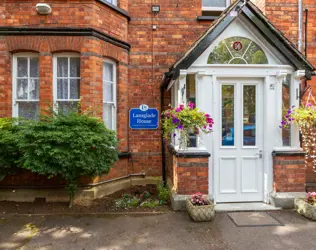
[169,146,210,195]
[272,151,306,192]
[39,53,53,113]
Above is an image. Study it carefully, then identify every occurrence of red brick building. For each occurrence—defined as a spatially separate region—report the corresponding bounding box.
[0,0,315,208]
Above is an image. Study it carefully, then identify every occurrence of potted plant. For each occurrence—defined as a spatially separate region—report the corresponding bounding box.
[295,192,316,221]
[186,192,215,222]
[162,102,214,149]
[280,102,316,170]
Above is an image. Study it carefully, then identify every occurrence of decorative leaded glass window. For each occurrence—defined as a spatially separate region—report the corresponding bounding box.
[13,54,39,120]
[208,37,268,65]
[54,54,80,114]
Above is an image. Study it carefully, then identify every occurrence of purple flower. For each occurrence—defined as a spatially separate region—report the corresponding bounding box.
[175,108,181,112]
[179,104,184,111]
[306,103,312,107]
[292,105,296,108]
[177,124,183,130]
[204,114,210,118]
[173,133,176,137]
[188,102,195,109]
[172,118,180,124]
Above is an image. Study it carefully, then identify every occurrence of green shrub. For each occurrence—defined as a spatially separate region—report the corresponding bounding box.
[18,112,118,207]
[0,118,21,179]
[140,199,159,208]
[157,182,169,204]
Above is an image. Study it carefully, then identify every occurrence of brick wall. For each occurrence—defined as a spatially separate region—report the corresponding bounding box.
[266,0,316,190]
[273,154,306,192]
[172,154,209,195]
[0,0,128,41]
[127,0,210,177]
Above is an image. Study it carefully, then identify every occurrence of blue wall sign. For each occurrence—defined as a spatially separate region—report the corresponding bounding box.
[129,104,159,130]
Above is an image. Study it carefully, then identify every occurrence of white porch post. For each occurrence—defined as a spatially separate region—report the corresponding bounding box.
[276,70,288,146]
[292,70,305,148]
[179,70,187,104]
[195,70,206,148]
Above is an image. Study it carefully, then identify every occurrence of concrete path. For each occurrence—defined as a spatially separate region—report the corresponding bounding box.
[0,211,315,250]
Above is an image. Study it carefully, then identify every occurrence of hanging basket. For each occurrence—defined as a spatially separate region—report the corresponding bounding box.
[186,198,215,222]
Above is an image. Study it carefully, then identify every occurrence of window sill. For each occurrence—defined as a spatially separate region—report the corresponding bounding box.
[197,16,218,21]
[168,144,211,158]
[272,148,306,157]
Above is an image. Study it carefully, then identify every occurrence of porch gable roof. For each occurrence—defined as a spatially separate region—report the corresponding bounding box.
[162,0,315,88]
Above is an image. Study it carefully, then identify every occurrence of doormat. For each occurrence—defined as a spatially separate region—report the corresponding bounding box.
[227,212,284,227]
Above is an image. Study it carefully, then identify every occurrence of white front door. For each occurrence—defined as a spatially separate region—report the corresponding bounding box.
[214,78,263,203]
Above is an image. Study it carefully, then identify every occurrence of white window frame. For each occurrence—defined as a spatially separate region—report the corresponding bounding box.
[53,53,81,112]
[103,58,117,130]
[106,0,117,6]
[12,52,39,118]
[202,0,230,11]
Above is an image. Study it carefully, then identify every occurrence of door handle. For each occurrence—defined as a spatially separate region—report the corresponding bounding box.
[256,150,263,159]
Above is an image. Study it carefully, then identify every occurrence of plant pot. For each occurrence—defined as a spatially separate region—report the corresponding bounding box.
[294,198,316,221]
[186,198,215,222]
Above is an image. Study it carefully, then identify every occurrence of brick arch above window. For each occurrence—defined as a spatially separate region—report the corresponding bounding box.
[5,37,43,53]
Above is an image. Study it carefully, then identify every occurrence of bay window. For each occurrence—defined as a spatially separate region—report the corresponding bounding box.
[103,59,116,130]
[53,54,80,114]
[12,53,39,120]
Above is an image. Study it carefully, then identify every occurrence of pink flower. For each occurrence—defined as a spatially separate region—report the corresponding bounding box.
[179,104,184,110]
[188,102,195,109]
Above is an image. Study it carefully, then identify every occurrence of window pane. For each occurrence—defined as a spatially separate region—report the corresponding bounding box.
[103,82,113,102]
[202,0,226,7]
[282,75,291,146]
[57,79,68,99]
[208,42,232,64]
[18,102,38,120]
[70,79,80,99]
[243,85,256,146]
[70,58,80,77]
[58,101,78,114]
[29,79,39,100]
[186,74,197,147]
[57,57,68,77]
[103,62,113,82]
[17,57,28,77]
[17,79,28,99]
[222,85,234,146]
[103,104,113,130]
[244,43,268,64]
[30,57,39,77]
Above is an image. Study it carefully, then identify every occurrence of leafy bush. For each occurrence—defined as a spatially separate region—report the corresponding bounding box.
[157,183,169,204]
[140,199,159,208]
[18,112,118,207]
[0,118,21,179]
[115,194,140,208]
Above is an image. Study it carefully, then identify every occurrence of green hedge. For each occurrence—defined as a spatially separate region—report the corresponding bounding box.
[0,112,118,207]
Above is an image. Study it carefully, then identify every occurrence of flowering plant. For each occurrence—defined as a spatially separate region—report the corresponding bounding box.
[190,192,209,206]
[306,192,316,206]
[161,102,214,147]
[280,102,316,171]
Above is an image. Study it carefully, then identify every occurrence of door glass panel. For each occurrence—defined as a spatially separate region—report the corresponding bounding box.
[222,85,234,146]
[243,85,256,146]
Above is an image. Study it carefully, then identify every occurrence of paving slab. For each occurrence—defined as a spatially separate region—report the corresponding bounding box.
[215,202,281,212]
[0,210,315,250]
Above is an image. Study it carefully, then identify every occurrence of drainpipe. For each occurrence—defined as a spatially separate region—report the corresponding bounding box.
[160,85,167,185]
[305,9,308,58]
[298,0,303,52]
